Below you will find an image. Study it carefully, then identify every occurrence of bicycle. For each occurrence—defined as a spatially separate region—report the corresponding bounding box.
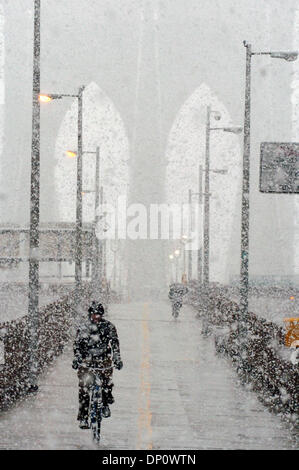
[88,365,113,445]
[171,300,182,319]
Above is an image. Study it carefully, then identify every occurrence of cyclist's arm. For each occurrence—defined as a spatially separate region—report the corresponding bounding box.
[73,329,81,358]
[109,324,122,364]
[73,328,88,363]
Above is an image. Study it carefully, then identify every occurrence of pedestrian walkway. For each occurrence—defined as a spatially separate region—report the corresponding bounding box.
[0,302,297,449]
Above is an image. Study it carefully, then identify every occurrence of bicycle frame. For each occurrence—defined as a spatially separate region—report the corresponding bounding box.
[172,300,182,318]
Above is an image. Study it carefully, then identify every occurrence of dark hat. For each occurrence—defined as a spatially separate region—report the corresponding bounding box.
[88,301,105,316]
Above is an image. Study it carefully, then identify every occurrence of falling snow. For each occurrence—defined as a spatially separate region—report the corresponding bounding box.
[0,0,298,452]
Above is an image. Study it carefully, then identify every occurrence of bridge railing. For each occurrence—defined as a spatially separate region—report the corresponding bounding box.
[186,284,298,419]
[0,296,73,410]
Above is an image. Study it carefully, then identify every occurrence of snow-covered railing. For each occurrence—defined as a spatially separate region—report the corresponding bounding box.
[0,296,73,410]
[186,286,298,419]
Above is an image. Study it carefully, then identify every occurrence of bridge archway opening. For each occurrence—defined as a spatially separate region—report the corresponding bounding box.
[53,82,130,290]
[165,83,241,285]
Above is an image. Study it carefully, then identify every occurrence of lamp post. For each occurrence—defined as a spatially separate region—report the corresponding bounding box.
[240,42,298,335]
[110,240,120,290]
[190,162,229,288]
[99,186,104,283]
[102,197,108,284]
[203,105,242,315]
[189,166,204,284]
[180,234,188,281]
[67,146,101,292]
[95,187,110,285]
[93,147,100,290]
[174,249,180,283]
[109,204,121,292]
[39,86,85,296]
[188,189,193,281]
[169,254,174,283]
[189,188,202,283]
[198,165,203,284]
[28,0,40,391]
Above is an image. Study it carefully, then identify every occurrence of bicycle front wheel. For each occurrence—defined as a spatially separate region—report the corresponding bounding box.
[90,391,102,444]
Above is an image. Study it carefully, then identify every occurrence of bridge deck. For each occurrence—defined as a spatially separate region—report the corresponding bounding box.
[0,302,297,449]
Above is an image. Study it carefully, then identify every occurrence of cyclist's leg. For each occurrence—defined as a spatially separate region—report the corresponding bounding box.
[77,367,94,421]
[102,378,114,405]
[101,360,114,406]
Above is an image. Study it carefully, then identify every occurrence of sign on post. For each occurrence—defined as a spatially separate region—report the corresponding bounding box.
[259,142,299,193]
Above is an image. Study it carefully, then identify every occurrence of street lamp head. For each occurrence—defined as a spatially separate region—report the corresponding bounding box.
[270,51,298,62]
[213,112,221,121]
[174,249,180,257]
[38,94,53,103]
[210,108,221,121]
[223,126,243,134]
[39,93,63,102]
[169,254,174,260]
[212,169,228,175]
[66,150,77,158]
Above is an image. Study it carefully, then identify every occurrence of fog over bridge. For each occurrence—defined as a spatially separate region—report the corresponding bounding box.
[0,0,298,296]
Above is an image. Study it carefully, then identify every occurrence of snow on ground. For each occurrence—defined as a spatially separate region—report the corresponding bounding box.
[0,302,297,450]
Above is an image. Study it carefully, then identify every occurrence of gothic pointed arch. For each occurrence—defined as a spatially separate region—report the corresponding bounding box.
[54,81,129,221]
[54,81,129,286]
[165,83,242,284]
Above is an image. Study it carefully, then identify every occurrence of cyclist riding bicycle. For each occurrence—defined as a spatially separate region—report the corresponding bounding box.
[72,301,123,429]
[168,282,188,317]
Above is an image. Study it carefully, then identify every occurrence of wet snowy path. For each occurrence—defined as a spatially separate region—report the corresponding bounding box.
[0,302,297,449]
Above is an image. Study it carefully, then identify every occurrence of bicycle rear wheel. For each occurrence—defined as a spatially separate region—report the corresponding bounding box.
[172,304,179,318]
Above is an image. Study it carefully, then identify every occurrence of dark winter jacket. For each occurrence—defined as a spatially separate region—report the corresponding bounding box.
[73,318,122,367]
[168,284,188,302]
